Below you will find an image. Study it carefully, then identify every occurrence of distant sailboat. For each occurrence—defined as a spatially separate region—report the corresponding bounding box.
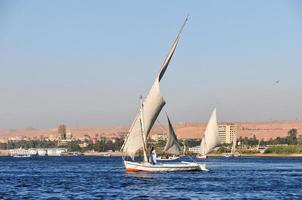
[183,142,187,156]
[157,113,181,161]
[197,108,220,159]
[121,17,207,172]
[231,134,236,154]
[197,136,207,159]
[224,130,240,157]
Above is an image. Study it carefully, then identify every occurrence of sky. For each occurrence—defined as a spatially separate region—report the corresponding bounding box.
[0,0,302,128]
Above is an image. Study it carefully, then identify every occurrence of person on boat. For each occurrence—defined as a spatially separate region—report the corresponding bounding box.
[149,147,157,165]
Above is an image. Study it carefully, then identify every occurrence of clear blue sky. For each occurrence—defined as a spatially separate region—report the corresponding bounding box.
[0,0,302,128]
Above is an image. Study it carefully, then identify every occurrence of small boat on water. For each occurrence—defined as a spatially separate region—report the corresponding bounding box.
[121,17,207,172]
[103,153,111,157]
[13,154,31,158]
[65,151,83,156]
[196,109,220,159]
[196,154,207,159]
[223,132,241,157]
[223,152,241,158]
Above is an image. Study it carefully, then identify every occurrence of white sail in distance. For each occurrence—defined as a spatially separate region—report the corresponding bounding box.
[199,136,206,155]
[164,113,181,155]
[199,108,220,155]
[121,17,188,159]
[231,131,237,154]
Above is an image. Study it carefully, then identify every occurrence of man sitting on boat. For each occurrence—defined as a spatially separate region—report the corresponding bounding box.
[149,147,157,165]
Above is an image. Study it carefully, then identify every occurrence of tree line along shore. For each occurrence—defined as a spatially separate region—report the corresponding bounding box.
[0,129,301,156]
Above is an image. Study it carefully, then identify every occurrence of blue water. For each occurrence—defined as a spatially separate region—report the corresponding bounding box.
[0,156,301,199]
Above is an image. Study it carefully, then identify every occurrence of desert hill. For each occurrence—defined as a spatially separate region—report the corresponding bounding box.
[0,120,301,142]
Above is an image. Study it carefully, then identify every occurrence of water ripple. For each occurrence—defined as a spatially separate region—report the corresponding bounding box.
[0,156,302,199]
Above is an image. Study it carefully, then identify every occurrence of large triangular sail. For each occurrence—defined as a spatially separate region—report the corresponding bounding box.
[163,114,181,155]
[199,108,220,155]
[121,17,188,160]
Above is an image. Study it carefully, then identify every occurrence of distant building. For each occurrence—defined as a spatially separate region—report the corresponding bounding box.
[58,131,73,146]
[47,148,67,156]
[92,133,99,144]
[47,134,58,141]
[39,135,46,141]
[188,146,200,153]
[218,123,237,144]
[79,142,88,148]
[8,136,31,141]
[80,134,91,142]
[66,132,73,140]
[150,132,167,141]
[58,124,66,140]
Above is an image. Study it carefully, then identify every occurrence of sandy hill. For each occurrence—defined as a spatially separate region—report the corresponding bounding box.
[0,120,301,142]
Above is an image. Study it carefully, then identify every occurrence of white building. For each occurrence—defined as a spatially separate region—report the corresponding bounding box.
[218,123,237,144]
[188,146,200,153]
[47,148,67,156]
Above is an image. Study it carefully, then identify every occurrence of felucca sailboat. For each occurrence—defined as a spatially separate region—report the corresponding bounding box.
[121,17,207,172]
[197,108,220,159]
[224,131,241,157]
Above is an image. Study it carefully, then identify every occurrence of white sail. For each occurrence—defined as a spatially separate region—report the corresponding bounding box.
[199,136,206,155]
[121,18,188,159]
[164,114,181,155]
[231,132,237,154]
[199,108,220,155]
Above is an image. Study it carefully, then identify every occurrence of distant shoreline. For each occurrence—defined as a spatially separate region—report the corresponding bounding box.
[207,153,302,158]
[1,150,302,158]
[0,150,126,157]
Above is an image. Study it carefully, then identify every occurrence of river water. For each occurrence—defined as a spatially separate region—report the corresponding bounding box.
[0,156,301,199]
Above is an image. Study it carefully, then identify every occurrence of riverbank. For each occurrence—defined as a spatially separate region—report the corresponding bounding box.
[207,153,302,157]
[83,151,125,157]
[1,149,302,157]
[0,150,126,157]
